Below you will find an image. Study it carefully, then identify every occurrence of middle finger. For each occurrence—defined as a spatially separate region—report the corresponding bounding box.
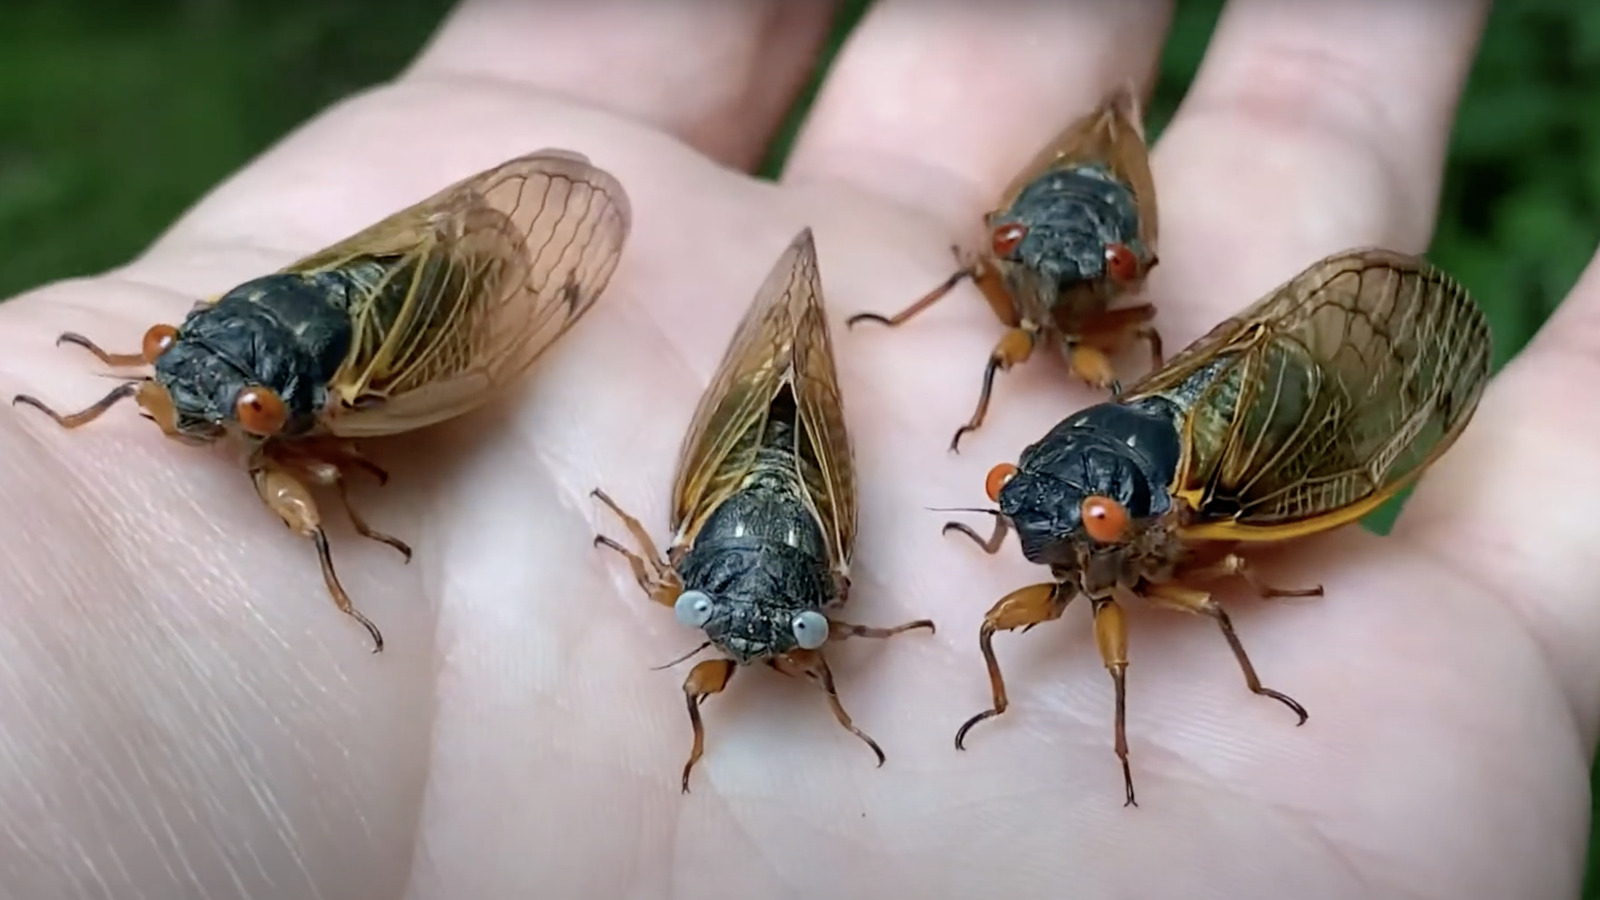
[781,0,1176,231]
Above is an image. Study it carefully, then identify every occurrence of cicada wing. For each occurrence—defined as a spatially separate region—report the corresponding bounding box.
[1127,248,1492,540]
[994,82,1157,249]
[787,235,856,570]
[289,149,630,437]
[670,229,855,569]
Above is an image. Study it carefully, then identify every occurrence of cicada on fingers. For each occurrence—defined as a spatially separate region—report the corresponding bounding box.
[945,248,1492,805]
[592,228,935,793]
[847,82,1161,451]
[13,149,632,652]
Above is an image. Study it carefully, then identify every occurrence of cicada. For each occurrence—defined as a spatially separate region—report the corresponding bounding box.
[846,83,1161,452]
[945,249,1492,805]
[12,149,631,652]
[592,228,935,793]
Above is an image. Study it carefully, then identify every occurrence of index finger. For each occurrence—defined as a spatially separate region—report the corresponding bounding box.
[411,0,841,170]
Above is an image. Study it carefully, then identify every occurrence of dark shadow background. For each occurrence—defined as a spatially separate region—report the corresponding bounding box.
[0,0,1593,892]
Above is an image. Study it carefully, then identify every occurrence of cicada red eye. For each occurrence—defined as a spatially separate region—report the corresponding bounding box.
[1105,243,1140,284]
[985,463,1018,502]
[235,385,289,436]
[141,324,178,364]
[991,224,1028,258]
[1080,494,1129,543]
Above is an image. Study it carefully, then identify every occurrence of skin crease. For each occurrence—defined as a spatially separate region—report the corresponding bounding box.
[0,0,1595,897]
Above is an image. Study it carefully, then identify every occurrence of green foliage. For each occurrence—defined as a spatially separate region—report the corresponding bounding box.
[0,0,453,294]
[0,0,1596,892]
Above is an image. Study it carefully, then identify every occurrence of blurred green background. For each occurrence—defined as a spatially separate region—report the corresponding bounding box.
[0,0,1594,892]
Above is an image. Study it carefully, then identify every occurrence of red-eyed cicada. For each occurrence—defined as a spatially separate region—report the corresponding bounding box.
[946,249,1492,805]
[847,83,1162,451]
[12,149,631,652]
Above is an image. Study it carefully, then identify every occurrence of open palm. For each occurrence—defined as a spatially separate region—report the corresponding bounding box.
[0,2,1592,898]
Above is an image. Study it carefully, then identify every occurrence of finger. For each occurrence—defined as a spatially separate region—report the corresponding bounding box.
[1145,0,1489,341]
[1394,247,1600,745]
[781,0,1175,231]
[409,0,841,170]
[136,18,745,293]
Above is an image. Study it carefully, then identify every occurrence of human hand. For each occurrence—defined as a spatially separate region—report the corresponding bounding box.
[0,1,1588,898]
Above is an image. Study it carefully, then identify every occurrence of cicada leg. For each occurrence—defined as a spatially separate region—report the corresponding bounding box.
[1140,579,1309,726]
[950,323,1038,453]
[844,246,984,330]
[828,617,937,642]
[1182,553,1325,600]
[1089,597,1138,806]
[773,648,886,768]
[249,455,385,653]
[1064,304,1162,395]
[12,380,144,429]
[954,581,1073,749]
[590,488,684,606]
[287,437,393,485]
[56,332,148,368]
[12,329,183,429]
[942,511,1012,555]
[268,439,411,562]
[969,254,1021,327]
[679,658,736,793]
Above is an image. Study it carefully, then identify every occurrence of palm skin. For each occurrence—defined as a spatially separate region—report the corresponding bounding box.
[0,2,1593,899]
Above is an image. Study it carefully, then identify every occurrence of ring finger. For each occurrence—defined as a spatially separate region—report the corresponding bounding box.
[1146,0,1490,340]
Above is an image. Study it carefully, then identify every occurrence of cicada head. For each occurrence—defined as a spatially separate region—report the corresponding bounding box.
[672,586,832,665]
[670,490,840,665]
[985,165,1155,319]
[143,274,353,445]
[985,400,1182,594]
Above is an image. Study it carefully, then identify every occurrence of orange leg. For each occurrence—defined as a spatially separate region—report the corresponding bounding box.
[280,436,393,485]
[13,380,143,429]
[954,581,1073,749]
[942,512,1012,555]
[1179,553,1325,599]
[1090,597,1138,806]
[14,375,185,438]
[679,658,736,793]
[773,648,888,768]
[969,255,1021,327]
[13,327,174,426]
[250,456,385,653]
[56,332,148,368]
[269,440,411,561]
[828,617,937,641]
[846,246,1008,330]
[590,488,684,607]
[14,328,192,432]
[950,324,1038,453]
[845,257,973,329]
[1065,304,1162,394]
[842,250,1031,453]
[1141,579,1308,725]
